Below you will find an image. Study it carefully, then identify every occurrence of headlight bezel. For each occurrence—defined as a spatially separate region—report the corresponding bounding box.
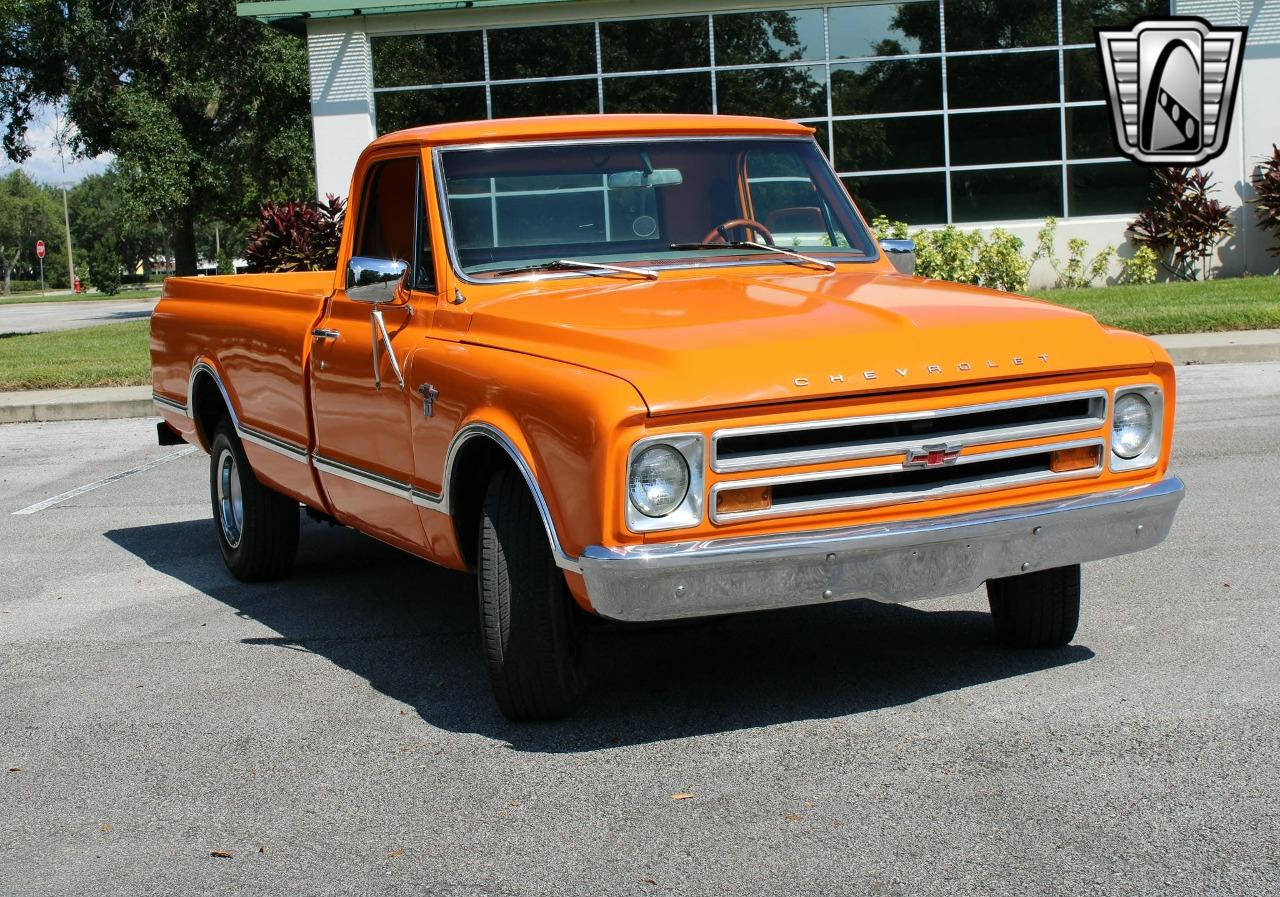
[625,433,704,533]
[1110,384,1163,472]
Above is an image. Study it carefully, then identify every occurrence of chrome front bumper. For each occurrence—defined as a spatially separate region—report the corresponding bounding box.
[579,477,1184,622]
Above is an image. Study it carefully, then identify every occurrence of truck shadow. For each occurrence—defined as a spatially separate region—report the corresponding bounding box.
[105,516,1094,753]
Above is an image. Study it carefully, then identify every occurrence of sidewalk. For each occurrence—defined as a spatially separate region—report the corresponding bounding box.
[0,385,153,424]
[1,331,1277,424]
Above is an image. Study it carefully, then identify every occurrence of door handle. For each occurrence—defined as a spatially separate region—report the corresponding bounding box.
[312,328,340,340]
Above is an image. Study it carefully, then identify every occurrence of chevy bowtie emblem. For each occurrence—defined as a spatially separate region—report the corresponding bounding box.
[904,444,962,469]
[1096,16,1246,166]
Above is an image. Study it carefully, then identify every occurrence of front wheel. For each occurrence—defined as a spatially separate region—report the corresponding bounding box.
[477,468,583,721]
[209,420,299,582]
[987,564,1081,648]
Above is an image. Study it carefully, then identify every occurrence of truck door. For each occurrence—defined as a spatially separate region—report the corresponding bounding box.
[309,152,435,550]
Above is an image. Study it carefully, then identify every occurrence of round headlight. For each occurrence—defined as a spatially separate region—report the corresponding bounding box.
[628,445,689,518]
[1112,393,1154,459]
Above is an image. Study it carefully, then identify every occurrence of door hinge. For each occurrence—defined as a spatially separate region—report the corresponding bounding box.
[417,383,439,418]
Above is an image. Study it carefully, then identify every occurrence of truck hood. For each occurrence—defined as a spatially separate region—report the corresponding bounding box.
[461,269,1155,415]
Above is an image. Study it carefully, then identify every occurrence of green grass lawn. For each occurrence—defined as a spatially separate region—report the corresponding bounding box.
[0,320,151,390]
[0,287,162,306]
[1031,276,1280,334]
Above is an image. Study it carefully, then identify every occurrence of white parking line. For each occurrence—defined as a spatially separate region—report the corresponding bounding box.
[11,447,198,516]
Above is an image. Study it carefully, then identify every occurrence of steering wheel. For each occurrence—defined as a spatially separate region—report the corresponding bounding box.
[701,218,775,246]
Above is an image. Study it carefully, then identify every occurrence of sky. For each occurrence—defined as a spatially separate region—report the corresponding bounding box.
[0,102,113,185]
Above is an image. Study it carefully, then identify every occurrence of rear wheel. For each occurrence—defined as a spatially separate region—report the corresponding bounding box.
[987,564,1081,648]
[477,468,583,721]
[209,420,299,582]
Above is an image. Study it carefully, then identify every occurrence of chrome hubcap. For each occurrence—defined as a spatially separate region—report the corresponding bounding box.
[216,448,244,548]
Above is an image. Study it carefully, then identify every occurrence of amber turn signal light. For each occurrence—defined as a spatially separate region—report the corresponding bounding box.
[1049,445,1100,473]
[716,485,772,515]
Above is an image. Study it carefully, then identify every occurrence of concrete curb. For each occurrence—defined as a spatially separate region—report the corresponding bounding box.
[0,386,154,424]
[1154,330,1280,365]
[1,332,1277,424]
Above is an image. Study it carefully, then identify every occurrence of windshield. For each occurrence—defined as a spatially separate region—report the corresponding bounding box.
[437,137,877,279]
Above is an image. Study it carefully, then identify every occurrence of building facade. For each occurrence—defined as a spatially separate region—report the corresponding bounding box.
[238,0,1280,284]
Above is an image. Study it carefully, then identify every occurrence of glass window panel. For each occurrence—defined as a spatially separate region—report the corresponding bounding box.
[375,87,488,134]
[603,72,713,113]
[829,2,940,58]
[355,157,419,262]
[448,196,495,250]
[843,171,947,224]
[1064,47,1106,102]
[1063,0,1168,45]
[831,58,941,115]
[496,191,607,246]
[1067,105,1120,159]
[943,0,1057,51]
[1067,161,1157,216]
[716,65,826,119]
[600,17,709,72]
[487,23,596,80]
[949,108,1060,165]
[834,115,945,171]
[714,9,826,65]
[947,51,1059,108]
[371,33,484,87]
[490,79,598,118]
[951,165,1063,222]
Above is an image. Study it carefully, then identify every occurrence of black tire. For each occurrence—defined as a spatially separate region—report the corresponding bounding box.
[987,564,1081,648]
[209,420,299,582]
[477,468,583,721]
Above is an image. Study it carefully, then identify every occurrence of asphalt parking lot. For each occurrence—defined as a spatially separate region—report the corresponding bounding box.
[1,363,1277,896]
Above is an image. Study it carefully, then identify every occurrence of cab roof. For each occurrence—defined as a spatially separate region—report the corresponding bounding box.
[368,114,814,149]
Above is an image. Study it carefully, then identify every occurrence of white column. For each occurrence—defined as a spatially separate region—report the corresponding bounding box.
[306,19,377,201]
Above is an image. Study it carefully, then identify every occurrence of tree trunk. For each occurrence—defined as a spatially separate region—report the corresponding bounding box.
[173,206,198,276]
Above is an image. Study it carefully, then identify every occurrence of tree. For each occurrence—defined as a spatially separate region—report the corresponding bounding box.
[0,170,61,294]
[69,165,168,280]
[86,241,122,295]
[1,1,316,276]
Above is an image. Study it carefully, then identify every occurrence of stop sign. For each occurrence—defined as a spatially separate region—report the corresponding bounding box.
[35,240,45,259]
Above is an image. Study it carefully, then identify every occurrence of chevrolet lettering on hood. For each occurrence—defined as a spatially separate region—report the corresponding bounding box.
[793,354,1051,387]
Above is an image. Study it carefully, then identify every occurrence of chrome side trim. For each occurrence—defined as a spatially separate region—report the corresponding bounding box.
[186,361,307,463]
[710,389,1109,473]
[241,425,309,462]
[442,422,582,573]
[709,438,1105,524]
[152,393,188,415]
[578,476,1186,622]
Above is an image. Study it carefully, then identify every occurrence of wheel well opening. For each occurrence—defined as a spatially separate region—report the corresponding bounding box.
[449,436,519,570]
[190,372,229,450]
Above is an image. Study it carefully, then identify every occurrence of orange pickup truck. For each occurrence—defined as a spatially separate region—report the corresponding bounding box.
[152,114,1183,720]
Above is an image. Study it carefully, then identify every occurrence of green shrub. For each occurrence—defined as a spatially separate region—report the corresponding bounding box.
[975,228,1030,293]
[1032,217,1114,288]
[870,215,909,240]
[1119,246,1159,285]
[913,225,981,284]
[87,244,124,296]
[244,195,346,273]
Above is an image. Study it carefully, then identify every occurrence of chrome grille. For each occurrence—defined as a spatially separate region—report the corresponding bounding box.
[710,390,1108,473]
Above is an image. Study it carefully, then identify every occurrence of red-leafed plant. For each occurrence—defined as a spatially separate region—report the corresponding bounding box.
[1128,168,1232,281]
[1250,144,1280,257]
[243,195,346,273]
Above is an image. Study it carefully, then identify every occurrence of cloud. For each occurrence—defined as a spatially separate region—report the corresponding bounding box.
[0,103,113,185]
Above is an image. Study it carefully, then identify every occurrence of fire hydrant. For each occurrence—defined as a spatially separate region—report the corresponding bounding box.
[73,276,83,294]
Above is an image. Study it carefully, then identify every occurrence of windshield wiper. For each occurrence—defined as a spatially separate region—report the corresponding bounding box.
[669,240,837,272]
[494,258,659,280]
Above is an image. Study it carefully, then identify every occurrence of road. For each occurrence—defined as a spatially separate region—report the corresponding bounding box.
[0,296,157,334]
[1,363,1277,896]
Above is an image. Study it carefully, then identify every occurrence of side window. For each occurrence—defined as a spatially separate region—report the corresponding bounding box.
[355,156,435,292]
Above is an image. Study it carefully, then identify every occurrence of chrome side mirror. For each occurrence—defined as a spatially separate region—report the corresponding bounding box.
[881,239,916,275]
[346,256,409,304]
